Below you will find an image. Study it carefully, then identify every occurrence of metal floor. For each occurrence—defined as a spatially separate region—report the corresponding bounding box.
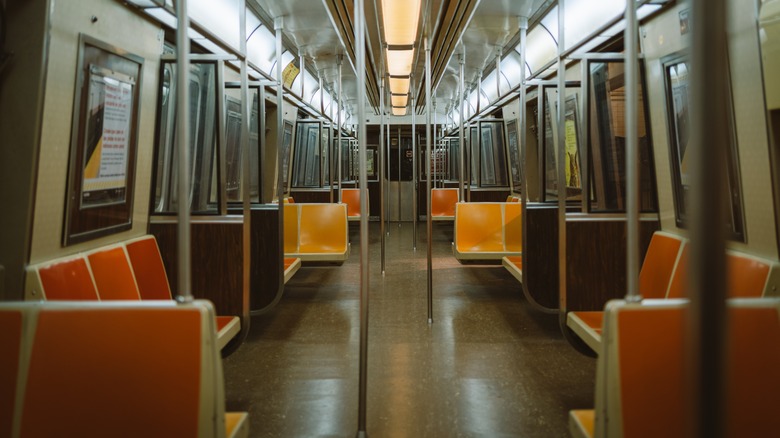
[223,221,596,437]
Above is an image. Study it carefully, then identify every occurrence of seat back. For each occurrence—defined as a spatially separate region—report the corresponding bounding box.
[455,202,504,253]
[597,299,780,438]
[284,204,300,254]
[125,236,173,300]
[341,188,361,218]
[667,246,774,299]
[431,188,459,217]
[504,202,522,253]
[638,232,684,299]
[28,256,99,301]
[298,204,348,253]
[86,246,141,300]
[1,301,227,438]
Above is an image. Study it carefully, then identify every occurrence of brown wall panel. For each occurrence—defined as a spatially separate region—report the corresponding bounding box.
[523,205,560,310]
[151,222,244,319]
[250,208,282,310]
[564,219,659,312]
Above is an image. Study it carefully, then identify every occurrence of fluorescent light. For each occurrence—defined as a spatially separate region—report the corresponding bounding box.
[387,49,414,76]
[391,95,408,107]
[126,0,165,7]
[392,107,407,116]
[382,0,421,45]
[389,77,410,95]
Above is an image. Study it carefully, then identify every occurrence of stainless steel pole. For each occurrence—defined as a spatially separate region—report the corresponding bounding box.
[412,79,418,249]
[386,102,390,235]
[275,17,285,309]
[556,0,567,322]
[398,126,401,226]
[338,55,343,202]
[425,36,433,324]
[239,0,251,328]
[625,0,640,302]
[354,0,369,435]
[690,0,728,436]
[380,71,386,273]
[518,17,528,205]
[459,53,465,202]
[175,0,192,303]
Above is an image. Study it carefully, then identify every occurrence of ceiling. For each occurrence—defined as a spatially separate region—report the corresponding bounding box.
[248,0,552,120]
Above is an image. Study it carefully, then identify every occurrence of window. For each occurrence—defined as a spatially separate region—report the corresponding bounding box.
[478,120,509,187]
[541,84,583,202]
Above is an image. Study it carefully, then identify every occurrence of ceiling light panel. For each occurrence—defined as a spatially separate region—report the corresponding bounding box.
[392,107,407,116]
[381,0,421,46]
[391,95,408,107]
[389,77,410,95]
[387,49,415,76]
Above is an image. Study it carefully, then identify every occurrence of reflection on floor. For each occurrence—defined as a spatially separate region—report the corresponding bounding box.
[223,221,595,437]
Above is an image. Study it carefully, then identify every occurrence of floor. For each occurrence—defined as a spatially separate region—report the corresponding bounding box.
[223,221,596,437]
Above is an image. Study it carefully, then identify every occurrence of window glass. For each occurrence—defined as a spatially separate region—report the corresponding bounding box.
[506,120,521,189]
[587,60,657,212]
[479,121,508,187]
[153,60,219,214]
[449,138,460,181]
[470,126,478,185]
[224,88,261,203]
[542,85,582,202]
[292,121,322,188]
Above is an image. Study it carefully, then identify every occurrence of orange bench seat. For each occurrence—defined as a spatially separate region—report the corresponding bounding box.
[453,202,522,261]
[0,301,249,438]
[431,188,459,221]
[569,298,780,438]
[284,203,349,262]
[341,188,363,221]
[566,231,780,354]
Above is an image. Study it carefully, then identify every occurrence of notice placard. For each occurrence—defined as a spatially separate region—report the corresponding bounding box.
[81,66,135,208]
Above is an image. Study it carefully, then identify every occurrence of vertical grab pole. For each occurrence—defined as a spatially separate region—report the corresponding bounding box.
[433,100,437,189]
[386,100,391,235]
[338,55,343,202]
[412,78,418,249]
[459,53,465,202]
[518,16,528,206]
[425,36,433,324]
[239,0,251,327]
[556,1,567,324]
[380,71,386,273]
[175,0,192,303]
[354,0,370,435]
[690,0,728,437]
[398,126,401,225]
[625,0,640,302]
[275,17,285,305]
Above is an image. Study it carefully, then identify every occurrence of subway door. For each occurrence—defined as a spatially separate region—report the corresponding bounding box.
[389,134,414,221]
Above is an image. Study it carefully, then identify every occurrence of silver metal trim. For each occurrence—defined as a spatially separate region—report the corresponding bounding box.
[175,0,192,302]
[425,36,433,324]
[354,0,369,434]
[625,1,640,302]
[556,0,566,319]
[217,60,228,215]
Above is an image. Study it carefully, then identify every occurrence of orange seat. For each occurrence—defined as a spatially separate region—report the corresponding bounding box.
[2,301,249,438]
[283,257,301,284]
[502,256,523,283]
[454,202,521,260]
[285,204,349,262]
[32,256,99,300]
[341,188,362,221]
[570,299,780,438]
[86,247,141,300]
[567,232,685,352]
[124,235,241,350]
[431,188,459,220]
[125,236,172,300]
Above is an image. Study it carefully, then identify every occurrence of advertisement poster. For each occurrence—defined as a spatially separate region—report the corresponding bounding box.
[81,67,134,207]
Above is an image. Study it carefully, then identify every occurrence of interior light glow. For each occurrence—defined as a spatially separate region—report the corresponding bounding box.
[563,0,623,50]
[247,24,276,75]
[389,77,411,95]
[190,0,241,51]
[387,49,415,76]
[392,107,407,116]
[522,26,558,74]
[381,0,422,45]
[391,95,408,107]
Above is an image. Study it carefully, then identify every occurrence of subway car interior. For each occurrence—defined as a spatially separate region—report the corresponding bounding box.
[1,0,780,436]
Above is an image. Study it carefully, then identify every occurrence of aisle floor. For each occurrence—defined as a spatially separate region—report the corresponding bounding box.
[223,221,596,437]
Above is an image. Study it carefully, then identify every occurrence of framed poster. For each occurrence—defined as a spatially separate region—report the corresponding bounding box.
[662,51,745,241]
[64,34,143,245]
